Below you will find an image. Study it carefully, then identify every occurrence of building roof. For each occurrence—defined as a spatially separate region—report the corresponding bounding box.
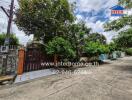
[110,5,124,10]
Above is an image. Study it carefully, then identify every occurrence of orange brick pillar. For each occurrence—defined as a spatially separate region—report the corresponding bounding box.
[17,48,25,75]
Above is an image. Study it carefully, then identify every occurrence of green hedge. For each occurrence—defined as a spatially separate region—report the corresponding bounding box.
[126,48,132,56]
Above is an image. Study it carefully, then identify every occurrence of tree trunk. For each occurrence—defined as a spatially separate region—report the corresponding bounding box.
[54,54,58,67]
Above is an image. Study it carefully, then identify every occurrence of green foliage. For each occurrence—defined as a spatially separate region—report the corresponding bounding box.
[104,16,132,31]
[83,33,108,58]
[86,33,107,44]
[65,22,91,59]
[113,28,132,48]
[125,48,132,55]
[66,22,91,47]
[16,0,74,43]
[83,41,109,57]
[108,42,117,53]
[45,37,76,59]
[118,0,132,9]
[0,33,19,45]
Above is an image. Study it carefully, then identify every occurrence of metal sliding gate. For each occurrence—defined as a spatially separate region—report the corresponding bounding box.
[24,48,54,72]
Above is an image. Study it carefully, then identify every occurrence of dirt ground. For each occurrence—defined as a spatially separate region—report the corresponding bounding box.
[0,57,132,100]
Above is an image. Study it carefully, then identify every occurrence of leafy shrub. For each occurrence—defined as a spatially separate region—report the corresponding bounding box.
[83,41,109,57]
[126,48,132,56]
[108,42,117,53]
[0,33,19,45]
[45,37,76,59]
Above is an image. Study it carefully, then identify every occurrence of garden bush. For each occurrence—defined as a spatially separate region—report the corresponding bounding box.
[126,48,132,56]
[83,41,110,63]
[45,37,76,59]
[0,33,19,45]
[83,41,109,57]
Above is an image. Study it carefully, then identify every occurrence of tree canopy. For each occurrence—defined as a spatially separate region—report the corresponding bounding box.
[66,22,91,47]
[113,28,132,48]
[45,36,76,59]
[85,33,107,44]
[15,0,74,43]
[119,0,132,9]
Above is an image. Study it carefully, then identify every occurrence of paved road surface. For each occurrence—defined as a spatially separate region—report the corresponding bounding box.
[0,57,132,100]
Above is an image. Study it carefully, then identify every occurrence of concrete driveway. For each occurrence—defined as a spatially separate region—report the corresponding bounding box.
[0,57,132,100]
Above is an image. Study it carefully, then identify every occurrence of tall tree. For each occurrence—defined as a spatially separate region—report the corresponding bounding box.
[15,0,74,43]
[66,22,91,60]
[86,33,107,44]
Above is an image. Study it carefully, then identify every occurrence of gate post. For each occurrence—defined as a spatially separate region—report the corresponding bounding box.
[17,48,25,75]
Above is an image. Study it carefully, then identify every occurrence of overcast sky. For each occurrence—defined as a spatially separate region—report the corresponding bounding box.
[0,0,125,45]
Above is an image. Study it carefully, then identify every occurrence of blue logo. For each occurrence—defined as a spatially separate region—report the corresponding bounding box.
[110,5,125,16]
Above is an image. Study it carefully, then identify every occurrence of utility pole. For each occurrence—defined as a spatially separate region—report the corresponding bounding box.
[7,0,14,40]
[0,0,14,44]
[0,0,15,75]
